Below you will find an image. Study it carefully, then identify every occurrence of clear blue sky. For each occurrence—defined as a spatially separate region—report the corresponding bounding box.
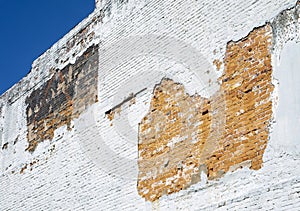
[0,0,95,95]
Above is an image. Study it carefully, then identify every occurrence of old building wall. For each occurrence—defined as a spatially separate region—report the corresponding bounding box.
[138,25,275,201]
[0,0,299,210]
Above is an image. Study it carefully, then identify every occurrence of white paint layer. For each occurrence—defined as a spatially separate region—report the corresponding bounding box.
[0,0,300,210]
[272,41,300,156]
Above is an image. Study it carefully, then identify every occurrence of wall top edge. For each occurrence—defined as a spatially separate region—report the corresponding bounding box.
[0,8,102,102]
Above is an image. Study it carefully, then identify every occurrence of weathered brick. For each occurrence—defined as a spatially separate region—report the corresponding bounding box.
[25,45,99,152]
[138,25,274,201]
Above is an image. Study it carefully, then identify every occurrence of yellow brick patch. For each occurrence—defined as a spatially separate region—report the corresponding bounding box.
[138,25,274,201]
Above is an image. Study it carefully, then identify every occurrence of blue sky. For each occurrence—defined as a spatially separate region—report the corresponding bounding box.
[0,0,95,95]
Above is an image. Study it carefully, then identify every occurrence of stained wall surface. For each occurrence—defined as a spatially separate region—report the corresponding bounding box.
[0,0,300,210]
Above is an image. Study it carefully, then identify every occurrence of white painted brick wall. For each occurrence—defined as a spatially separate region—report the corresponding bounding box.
[0,0,299,210]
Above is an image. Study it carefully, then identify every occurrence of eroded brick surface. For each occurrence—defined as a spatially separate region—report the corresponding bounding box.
[138,25,274,201]
[25,45,99,152]
[138,79,211,200]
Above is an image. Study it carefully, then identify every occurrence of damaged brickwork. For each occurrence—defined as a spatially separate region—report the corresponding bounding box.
[25,44,99,152]
[105,88,145,124]
[138,25,274,201]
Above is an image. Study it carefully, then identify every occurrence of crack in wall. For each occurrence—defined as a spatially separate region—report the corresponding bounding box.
[105,88,146,119]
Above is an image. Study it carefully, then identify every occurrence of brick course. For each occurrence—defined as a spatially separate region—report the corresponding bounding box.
[138,25,274,201]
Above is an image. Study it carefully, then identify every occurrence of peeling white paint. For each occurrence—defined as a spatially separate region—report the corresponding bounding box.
[0,0,300,210]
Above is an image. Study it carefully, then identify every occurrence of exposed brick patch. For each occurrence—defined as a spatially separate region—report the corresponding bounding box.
[138,25,274,201]
[25,45,99,152]
[138,79,211,201]
[20,164,28,174]
[213,59,222,71]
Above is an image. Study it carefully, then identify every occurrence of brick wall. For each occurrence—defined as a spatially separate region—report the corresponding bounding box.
[0,0,299,210]
[138,25,274,201]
